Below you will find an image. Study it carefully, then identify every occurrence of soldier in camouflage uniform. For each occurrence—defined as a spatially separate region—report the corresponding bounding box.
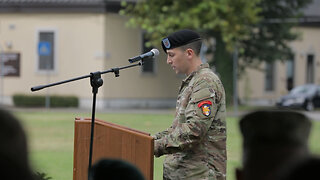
[153,29,227,180]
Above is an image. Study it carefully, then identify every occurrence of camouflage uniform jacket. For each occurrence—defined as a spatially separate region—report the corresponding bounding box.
[154,63,227,180]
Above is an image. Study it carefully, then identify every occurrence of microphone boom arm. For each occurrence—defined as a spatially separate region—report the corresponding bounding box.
[31,62,142,92]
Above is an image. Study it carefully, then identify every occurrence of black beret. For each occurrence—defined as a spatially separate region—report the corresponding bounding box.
[161,29,201,53]
[239,110,311,148]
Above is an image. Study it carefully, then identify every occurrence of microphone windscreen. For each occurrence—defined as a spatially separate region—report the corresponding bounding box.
[151,49,160,56]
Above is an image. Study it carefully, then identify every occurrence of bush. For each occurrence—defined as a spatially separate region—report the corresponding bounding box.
[13,94,78,107]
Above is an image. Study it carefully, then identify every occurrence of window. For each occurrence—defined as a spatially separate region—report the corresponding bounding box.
[286,56,295,91]
[265,62,275,91]
[306,54,314,84]
[141,32,155,74]
[38,31,55,71]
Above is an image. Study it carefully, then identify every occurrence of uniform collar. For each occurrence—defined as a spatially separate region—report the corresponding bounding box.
[182,63,210,83]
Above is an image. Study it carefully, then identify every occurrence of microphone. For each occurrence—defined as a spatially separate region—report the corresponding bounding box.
[128,48,159,63]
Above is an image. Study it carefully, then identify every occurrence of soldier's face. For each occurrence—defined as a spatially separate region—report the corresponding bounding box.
[166,48,189,74]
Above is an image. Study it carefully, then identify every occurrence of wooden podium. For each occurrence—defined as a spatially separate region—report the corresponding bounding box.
[73,118,154,180]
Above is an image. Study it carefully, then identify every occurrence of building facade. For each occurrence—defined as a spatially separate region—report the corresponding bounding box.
[238,0,320,106]
[0,0,319,109]
[0,0,182,109]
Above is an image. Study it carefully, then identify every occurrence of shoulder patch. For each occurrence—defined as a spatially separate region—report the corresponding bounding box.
[198,100,212,117]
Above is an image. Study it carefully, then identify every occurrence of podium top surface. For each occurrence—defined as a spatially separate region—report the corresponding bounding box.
[75,118,151,137]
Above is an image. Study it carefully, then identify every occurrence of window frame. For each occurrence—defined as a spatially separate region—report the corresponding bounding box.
[140,32,157,75]
[306,54,315,84]
[286,55,295,91]
[36,28,58,75]
[264,61,276,92]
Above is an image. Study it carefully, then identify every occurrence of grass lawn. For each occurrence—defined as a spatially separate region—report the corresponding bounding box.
[12,109,320,180]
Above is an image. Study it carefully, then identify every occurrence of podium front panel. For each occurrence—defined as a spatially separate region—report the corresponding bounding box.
[73,118,154,180]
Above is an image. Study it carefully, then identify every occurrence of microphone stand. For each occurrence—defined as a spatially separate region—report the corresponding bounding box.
[31,61,143,180]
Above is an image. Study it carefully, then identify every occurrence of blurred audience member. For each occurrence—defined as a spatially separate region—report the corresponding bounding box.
[236,110,312,180]
[0,108,35,180]
[90,158,145,180]
[279,156,320,180]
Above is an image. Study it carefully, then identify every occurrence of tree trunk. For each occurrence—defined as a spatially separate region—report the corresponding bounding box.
[211,33,233,105]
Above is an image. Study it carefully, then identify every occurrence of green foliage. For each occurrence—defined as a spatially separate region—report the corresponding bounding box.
[13,95,44,107]
[50,95,78,107]
[121,0,312,64]
[240,0,313,68]
[121,0,261,51]
[13,94,79,107]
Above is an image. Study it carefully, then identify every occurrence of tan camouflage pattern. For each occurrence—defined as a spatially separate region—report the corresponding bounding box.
[154,63,227,180]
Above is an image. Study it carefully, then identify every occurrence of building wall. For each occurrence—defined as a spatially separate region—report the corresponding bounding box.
[98,14,182,108]
[291,27,320,85]
[102,14,181,99]
[238,26,320,106]
[0,12,182,109]
[5,12,317,108]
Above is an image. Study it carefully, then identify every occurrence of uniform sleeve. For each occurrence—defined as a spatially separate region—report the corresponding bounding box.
[152,126,173,140]
[154,79,221,157]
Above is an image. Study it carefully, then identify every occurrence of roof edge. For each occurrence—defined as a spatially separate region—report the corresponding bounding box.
[0,1,130,13]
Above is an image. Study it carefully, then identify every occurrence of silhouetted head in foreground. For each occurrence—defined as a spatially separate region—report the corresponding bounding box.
[236,109,312,180]
[0,108,34,180]
[90,158,145,180]
[279,156,320,180]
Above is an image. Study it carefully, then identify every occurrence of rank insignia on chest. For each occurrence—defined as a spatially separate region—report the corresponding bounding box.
[198,100,212,117]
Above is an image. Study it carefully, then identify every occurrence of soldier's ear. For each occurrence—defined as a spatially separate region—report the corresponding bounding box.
[235,168,244,180]
[186,48,194,57]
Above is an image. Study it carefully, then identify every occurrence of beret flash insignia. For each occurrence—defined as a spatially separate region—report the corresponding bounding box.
[162,38,171,49]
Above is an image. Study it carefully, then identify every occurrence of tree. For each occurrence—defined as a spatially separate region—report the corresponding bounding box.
[121,0,312,104]
[240,0,312,68]
[121,0,260,50]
